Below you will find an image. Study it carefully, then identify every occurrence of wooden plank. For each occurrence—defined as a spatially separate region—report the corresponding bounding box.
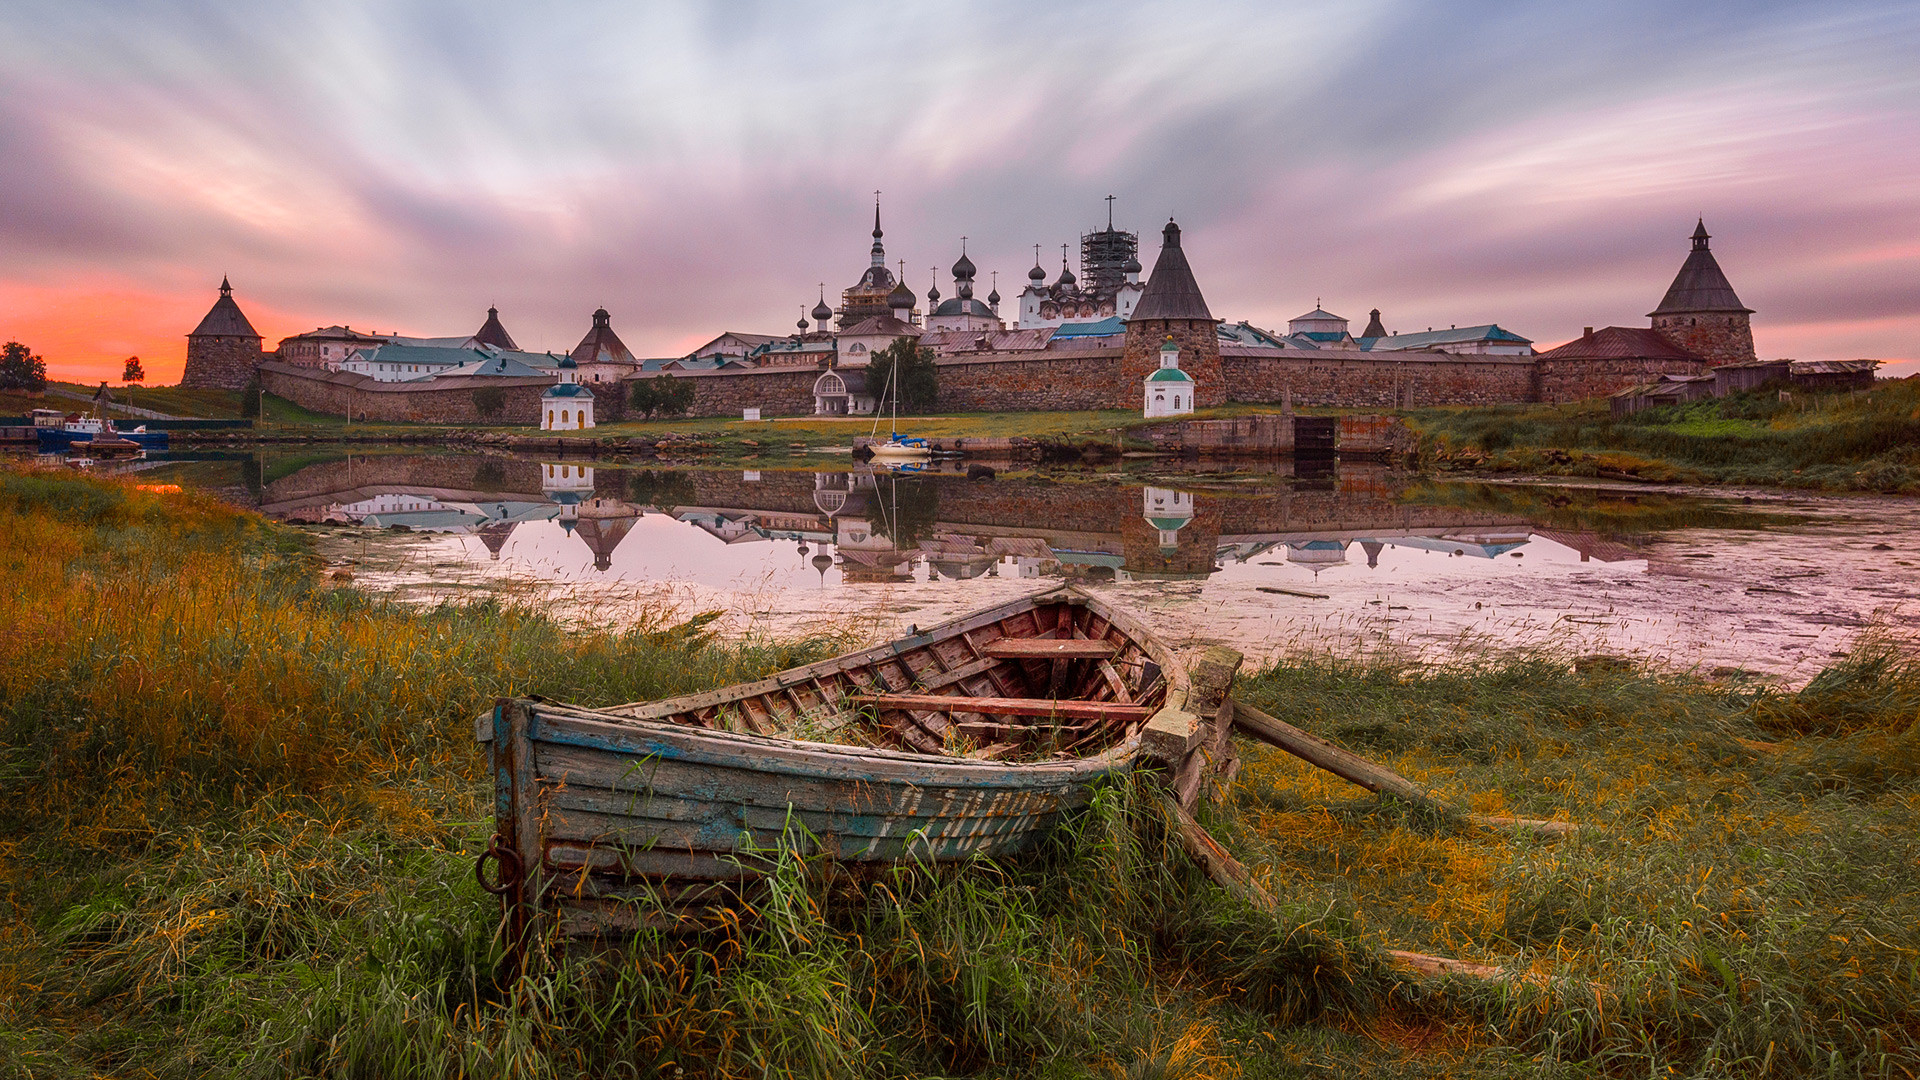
[854,694,1152,722]
[981,639,1118,659]
[1232,700,1435,806]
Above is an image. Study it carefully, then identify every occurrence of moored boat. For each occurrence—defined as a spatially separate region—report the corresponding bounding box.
[480,586,1242,937]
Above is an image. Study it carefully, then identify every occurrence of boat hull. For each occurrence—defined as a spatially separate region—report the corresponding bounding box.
[491,699,1135,932]
[483,587,1206,935]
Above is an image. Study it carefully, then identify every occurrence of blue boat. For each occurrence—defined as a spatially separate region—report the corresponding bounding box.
[478,587,1235,938]
[36,417,168,453]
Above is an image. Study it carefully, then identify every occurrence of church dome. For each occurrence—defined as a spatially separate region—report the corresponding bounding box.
[887,279,916,309]
[1123,256,1142,275]
[1056,263,1077,286]
[951,252,976,280]
[811,297,833,322]
[1028,261,1047,282]
[987,286,1001,305]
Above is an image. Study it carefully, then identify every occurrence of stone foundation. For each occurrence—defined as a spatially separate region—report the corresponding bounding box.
[182,335,264,390]
[1651,313,1756,367]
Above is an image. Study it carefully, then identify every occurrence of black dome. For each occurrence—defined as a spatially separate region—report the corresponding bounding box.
[987,287,1001,304]
[887,280,916,307]
[1028,262,1046,282]
[811,298,833,320]
[1123,256,1142,274]
[951,252,976,280]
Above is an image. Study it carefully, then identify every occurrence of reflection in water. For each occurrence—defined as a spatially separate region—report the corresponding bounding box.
[219,452,1692,590]
[135,449,1919,680]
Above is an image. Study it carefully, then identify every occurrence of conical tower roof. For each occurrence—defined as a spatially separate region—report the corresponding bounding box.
[570,307,635,365]
[190,277,261,338]
[1649,220,1752,316]
[474,305,518,350]
[1130,221,1214,321]
[1360,309,1387,338]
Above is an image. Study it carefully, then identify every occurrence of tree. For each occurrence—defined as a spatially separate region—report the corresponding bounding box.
[868,338,938,415]
[240,373,263,418]
[0,341,47,392]
[630,375,695,420]
[121,356,145,384]
[472,385,506,419]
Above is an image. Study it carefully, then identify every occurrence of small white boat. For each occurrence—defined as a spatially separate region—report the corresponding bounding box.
[868,434,931,460]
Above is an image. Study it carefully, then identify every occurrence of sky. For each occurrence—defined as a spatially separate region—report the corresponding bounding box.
[2,0,1917,384]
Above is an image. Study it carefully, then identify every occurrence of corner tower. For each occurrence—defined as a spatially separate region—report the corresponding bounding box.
[1649,220,1756,366]
[1120,220,1223,408]
[182,277,265,389]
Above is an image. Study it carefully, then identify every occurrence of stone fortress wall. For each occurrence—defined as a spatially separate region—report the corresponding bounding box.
[261,346,1709,422]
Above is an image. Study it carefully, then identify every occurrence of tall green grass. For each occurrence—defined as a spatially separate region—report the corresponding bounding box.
[1409,378,1920,492]
[3,466,1916,1077]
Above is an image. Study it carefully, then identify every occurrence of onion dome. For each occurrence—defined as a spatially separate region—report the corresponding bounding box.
[987,285,1001,305]
[926,278,941,304]
[811,297,833,323]
[1028,260,1047,282]
[1123,256,1142,275]
[797,312,810,333]
[887,278,916,310]
[557,353,578,369]
[951,251,976,280]
[1055,261,1077,286]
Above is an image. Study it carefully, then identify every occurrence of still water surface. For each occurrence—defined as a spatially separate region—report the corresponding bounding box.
[146,450,1920,682]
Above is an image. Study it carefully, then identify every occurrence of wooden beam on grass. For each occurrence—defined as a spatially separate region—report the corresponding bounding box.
[1231,700,1582,837]
[1159,795,1528,987]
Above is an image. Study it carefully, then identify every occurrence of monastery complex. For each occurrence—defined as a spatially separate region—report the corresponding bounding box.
[183,200,1791,425]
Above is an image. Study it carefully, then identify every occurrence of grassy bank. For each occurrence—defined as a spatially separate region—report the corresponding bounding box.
[1409,378,1920,492]
[2,466,1916,1077]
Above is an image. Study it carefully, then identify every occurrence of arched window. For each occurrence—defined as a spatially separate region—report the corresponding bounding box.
[562,410,570,424]
[547,410,554,425]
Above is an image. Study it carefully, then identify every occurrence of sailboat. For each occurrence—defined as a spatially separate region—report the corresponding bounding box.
[865,353,931,461]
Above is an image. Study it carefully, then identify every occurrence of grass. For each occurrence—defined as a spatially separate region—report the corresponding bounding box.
[1408,378,1920,492]
[1,465,1916,1077]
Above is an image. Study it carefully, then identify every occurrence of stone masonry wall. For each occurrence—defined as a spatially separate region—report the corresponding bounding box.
[182,335,264,390]
[1221,352,1539,408]
[1536,356,1709,403]
[1124,319,1225,408]
[1651,313,1756,367]
[933,352,1120,412]
[674,367,820,417]
[257,363,555,423]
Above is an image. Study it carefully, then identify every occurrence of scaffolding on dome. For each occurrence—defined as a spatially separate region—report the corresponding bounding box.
[1080,225,1138,296]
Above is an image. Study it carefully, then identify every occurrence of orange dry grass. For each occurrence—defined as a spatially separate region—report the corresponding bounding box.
[1235,743,1511,955]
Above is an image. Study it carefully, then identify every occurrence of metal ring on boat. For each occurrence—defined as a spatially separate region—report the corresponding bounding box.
[475,833,522,896]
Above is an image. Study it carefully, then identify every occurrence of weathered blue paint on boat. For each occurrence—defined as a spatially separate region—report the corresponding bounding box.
[483,586,1180,935]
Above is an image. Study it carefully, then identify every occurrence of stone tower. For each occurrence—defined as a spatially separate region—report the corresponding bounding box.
[182,277,264,389]
[1649,220,1756,366]
[1121,220,1223,408]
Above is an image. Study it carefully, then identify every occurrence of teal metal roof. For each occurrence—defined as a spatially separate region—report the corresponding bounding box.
[1052,316,1127,337]
[1147,367,1192,383]
[1357,324,1532,351]
[360,343,485,367]
[1145,516,1191,531]
[542,383,594,398]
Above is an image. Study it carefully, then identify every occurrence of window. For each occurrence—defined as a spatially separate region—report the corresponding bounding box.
[547,410,554,425]
[562,410,570,423]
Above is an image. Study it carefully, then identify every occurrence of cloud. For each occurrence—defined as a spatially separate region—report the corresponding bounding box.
[1,0,1916,382]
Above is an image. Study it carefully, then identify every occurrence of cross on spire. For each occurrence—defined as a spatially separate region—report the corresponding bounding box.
[1105,194,1116,229]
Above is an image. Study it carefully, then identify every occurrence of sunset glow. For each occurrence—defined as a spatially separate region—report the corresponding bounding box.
[3,1,1916,382]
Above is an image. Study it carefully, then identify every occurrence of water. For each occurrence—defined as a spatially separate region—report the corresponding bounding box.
[143,449,1920,682]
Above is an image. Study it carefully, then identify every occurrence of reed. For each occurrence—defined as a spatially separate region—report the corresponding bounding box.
[1409,378,1920,492]
[3,465,1915,1077]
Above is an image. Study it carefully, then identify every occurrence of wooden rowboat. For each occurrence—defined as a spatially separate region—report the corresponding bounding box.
[479,586,1240,936]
